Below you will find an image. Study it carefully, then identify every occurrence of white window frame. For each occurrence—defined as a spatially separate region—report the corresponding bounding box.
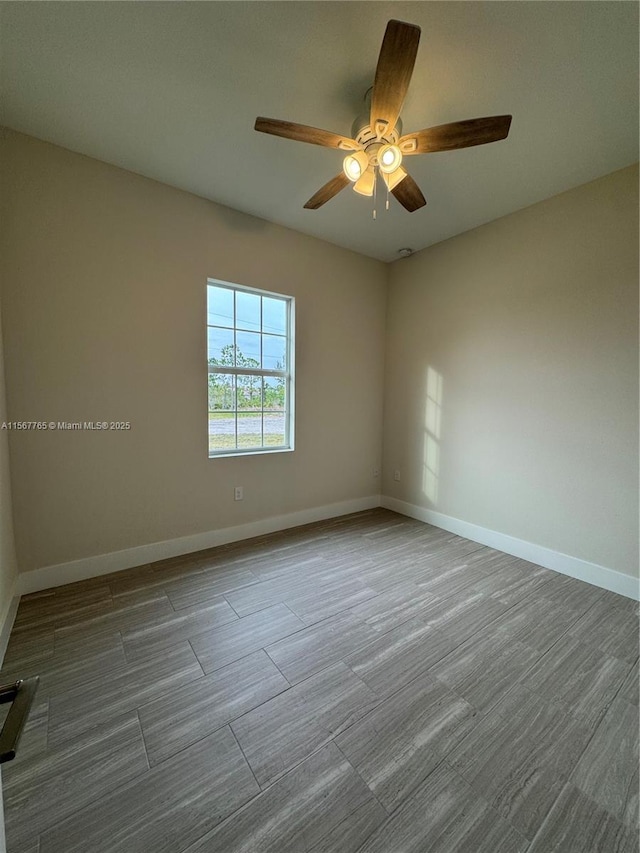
[207,278,295,458]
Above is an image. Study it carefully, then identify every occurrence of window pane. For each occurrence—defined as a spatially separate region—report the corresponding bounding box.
[237,412,263,448]
[236,291,261,332]
[209,412,237,452]
[262,334,286,370]
[263,411,285,447]
[207,285,234,328]
[208,373,235,411]
[263,376,285,411]
[262,297,286,335]
[207,280,292,457]
[208,327,234,364]
[237,374,263,411]
[235,331,260,366]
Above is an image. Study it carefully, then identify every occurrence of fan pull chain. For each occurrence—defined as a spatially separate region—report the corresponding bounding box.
[386,184,390,211]
[372,168,377,220]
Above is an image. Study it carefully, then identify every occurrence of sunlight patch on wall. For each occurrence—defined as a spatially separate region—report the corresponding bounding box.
[422,366,443,505]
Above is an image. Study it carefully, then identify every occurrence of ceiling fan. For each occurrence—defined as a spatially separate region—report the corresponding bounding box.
[255,20,512,213]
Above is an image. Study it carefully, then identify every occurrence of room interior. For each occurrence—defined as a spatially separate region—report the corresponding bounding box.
[0,2,638,852]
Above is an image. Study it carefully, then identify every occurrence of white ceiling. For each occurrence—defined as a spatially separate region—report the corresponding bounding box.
[1,2,638,262]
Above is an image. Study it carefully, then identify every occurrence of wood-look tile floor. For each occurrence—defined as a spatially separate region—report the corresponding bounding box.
[2,509,638,852]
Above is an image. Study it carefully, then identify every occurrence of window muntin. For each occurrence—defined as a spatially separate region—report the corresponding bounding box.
[207,280,294,456]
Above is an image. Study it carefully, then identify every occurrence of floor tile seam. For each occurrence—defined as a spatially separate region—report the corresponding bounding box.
[456,634,550,711]
[185,639,208,680]
[165,574,268,612]
[440,731,575,845]
[416,568,491,599]
[566,615,640,665]
[263,623,384,688]
[419,589,540,674]
[220,590,247,619]
[108,580,170,601]
[477,573,557,607]
[262,648,293,687]
[15,604,112,635]
[329,653,475,748]
[524,781,631,852]
[120,613,244,662]
[563,654,639,798]
[503,613,635,711]
[344,751,530,852]
[559,591,617,635]
[51,602,176,639]
[537,580,607,613]
[234,729,338,794]
[260,599,332,639]
[163,583,256,614]
[24,647,130,704]
[134,709,151,771]
[331,739,391,817]
[475,619,632,755]
[182,598,298,632]
[438,757,532,847]
[137,696,267,772]
[498,569,586,625]
[49,594,140,632]
[414,540,488,564]
[422,634,554,749]
[425,583,524,628]
[484,601,589,685]
[228,722,262,792]
[167,591,179,613]
[217,658,385,768]
[421,540,489,569]
[43,635,207,710]
[171,602,309,660]
[287,588,383,627]
[22,723,155,847]
[134,646,289,727]
[339,622,465,698]
[216,590,317,623]
[13,597,114,631]
[42,694,170,751]
[223,654,353,731]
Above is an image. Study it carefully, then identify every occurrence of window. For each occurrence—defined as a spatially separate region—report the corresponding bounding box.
[207,280,294,456]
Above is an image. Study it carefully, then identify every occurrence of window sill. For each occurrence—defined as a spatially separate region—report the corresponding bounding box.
[208,446,294,460]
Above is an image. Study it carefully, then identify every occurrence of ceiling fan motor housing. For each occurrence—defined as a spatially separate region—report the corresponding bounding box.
[351,114,403,167]
[255,20,510,213]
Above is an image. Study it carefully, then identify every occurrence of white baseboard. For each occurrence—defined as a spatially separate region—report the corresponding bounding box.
[15,492,639,602]
[0,587,19,667]
[381,496,640,602]
[17,495,382,595]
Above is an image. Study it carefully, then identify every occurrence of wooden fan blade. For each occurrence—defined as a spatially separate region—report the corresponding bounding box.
[399,115,512,155]
[255,117,358,150]
[304,173,350,209]
[370,20,421,138]
[391,171,426,212]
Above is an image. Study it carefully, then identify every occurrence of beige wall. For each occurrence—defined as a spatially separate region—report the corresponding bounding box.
[0,299,18,619]
[0,129,387,576]
[383,164,639,577]
[1,128,637,586]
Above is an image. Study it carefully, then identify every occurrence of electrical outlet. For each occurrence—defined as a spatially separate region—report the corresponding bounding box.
[394,470,401,482]
[372,467,380,478]
[234,486,244,501]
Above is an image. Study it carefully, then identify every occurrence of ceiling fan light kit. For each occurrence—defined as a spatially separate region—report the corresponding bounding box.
[382,166,407,192]
[353,167,376,197]
[343,150,369,182]
[255,19,512,215]
[378,144,403,174]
